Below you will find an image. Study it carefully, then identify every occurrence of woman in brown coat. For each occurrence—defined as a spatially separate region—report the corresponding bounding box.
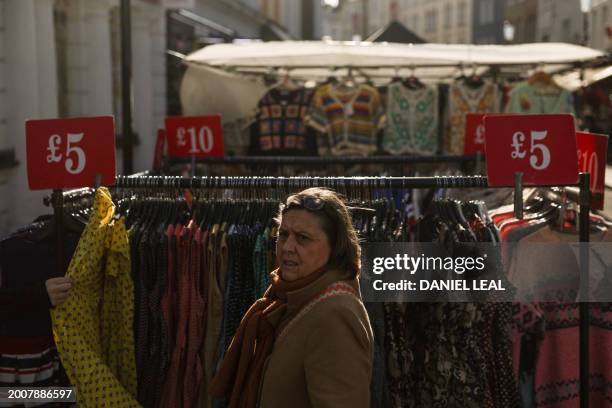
[210,187,374,408]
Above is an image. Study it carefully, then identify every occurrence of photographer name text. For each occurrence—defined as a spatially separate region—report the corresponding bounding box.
[372,279,506,291]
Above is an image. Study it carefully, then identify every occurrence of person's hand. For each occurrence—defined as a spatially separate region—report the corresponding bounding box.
[45,277,73,307]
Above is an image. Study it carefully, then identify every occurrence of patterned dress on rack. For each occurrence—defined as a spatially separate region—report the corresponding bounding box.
[308,83,385,156]
[445,80,499,155]
[51,187,139,407]
[383,82,439,155]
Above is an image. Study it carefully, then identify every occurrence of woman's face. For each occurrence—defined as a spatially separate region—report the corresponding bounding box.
[276,209,331,281]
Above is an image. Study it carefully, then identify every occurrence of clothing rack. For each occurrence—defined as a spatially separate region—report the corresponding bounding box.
[42,172,150,207]
[43,187,94,207]
[54,173,592,407]
[114,175,492,189]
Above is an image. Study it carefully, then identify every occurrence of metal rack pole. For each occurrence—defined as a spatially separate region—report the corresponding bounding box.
[113,175,490,189]
[120,0,134,174]
[51,189,65,276]
[578,172,591,407]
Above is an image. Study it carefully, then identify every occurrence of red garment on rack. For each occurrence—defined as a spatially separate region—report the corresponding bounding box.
[163,224,189,408]
[498,215,612,408]
[183,225,206,408]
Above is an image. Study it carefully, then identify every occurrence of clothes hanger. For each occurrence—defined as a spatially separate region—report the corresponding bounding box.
[463,64,484,89]
[528,65,561,90]
[273,68,300,91]
[336,67,358,91]
[403,65,425,90]
[324,66,339,85]
[391,66,402,83]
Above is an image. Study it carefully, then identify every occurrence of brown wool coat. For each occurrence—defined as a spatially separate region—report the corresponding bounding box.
[258,272,374,408]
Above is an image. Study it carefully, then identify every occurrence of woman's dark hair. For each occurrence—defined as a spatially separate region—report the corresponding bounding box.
[274,187,361,278]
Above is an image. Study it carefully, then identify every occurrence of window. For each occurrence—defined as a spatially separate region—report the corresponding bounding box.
[432,10,438,31]
[479,0,494,25]
[603,6,609,27]
[411,14,419,32]
[444,3,452,27]
[591,10,598,38]
[457,2,466,26]
[426,9,438,33]
[562,18,571,42]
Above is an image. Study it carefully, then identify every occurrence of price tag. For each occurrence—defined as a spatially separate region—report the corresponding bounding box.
[153,129,166,173]
[26,116,116,190]
[463,113,486,155]
[577,131,608,210]
[165,115,224,158]
[484,114,579,187]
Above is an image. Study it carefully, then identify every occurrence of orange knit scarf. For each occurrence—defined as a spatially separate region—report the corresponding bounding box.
[209,267,327,408]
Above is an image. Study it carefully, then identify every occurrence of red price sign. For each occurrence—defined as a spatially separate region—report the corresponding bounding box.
[464,113,486,155]
[26,116,116,190]
[484,114,579,187]
[577,131,608,210]
[165,115,224,158]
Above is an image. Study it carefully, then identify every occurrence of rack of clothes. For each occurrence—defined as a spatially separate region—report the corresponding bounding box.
[40,173,594,408]
[241,68,576,158]
[486,183,605,407]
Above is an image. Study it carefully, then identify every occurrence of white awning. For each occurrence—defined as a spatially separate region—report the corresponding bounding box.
[180,41,606,122]
[554,65,612,91]
[185,40,604,71]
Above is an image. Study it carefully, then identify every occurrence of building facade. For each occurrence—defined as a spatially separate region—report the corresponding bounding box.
[323,0,473,44]
[589,0,611,51]
[0,0,309,236]
[504,0,537,43]
[536,0,583,44]
[323,0,365,41]
[472,0,505,44]
[260,0,325,40]
[0,0,167,236]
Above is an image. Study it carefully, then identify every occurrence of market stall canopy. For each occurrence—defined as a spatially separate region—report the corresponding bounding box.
[180,41,605,124]
[180,64,266,122]
[554,65,612,91]
[184,40,604,72]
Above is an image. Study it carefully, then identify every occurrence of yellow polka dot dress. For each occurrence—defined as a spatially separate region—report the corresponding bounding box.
[52,187,140,407]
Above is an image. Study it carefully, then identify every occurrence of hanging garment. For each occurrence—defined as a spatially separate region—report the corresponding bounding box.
[381,202,520,408]
[132,208,168,408]
[0,216,82,397]
[445,80,500,154]
[182,223,205,408]
[102,218,139,397]
[0,219,80,338]
[200,223,228,408]
[505,81,574,115]
[249,87,317,156]
[307,83,385,156]
[382,82,439,155]
[503,224,612,408]
[51,188,139,407]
